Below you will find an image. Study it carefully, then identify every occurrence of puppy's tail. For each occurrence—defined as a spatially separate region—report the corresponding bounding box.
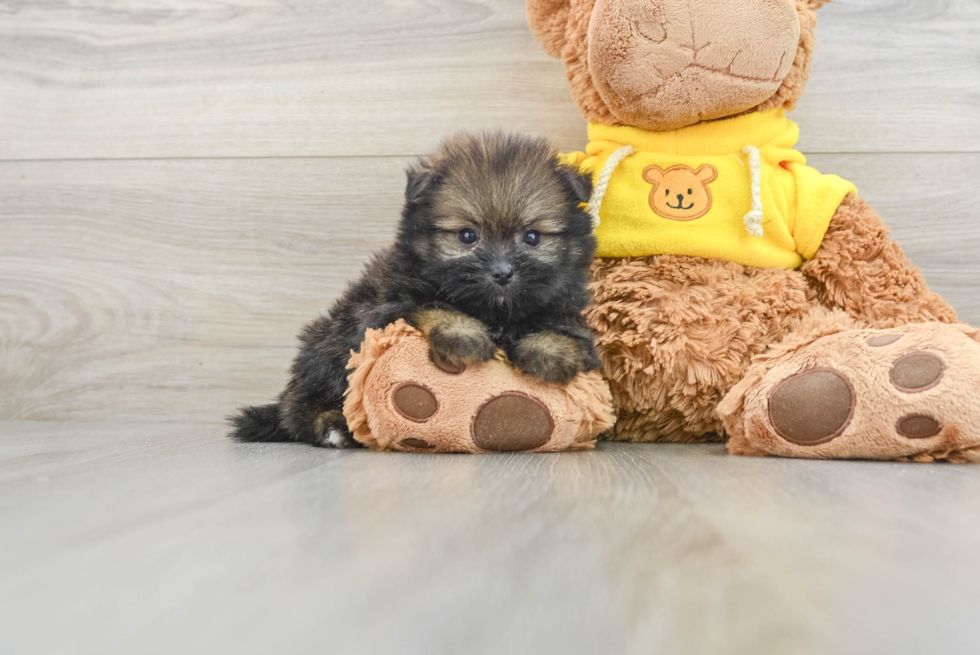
[227,403,292,442]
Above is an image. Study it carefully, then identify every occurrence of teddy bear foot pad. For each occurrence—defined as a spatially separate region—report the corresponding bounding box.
[390,384,555,452]
[723,323,980,462]
[344,321,616,453]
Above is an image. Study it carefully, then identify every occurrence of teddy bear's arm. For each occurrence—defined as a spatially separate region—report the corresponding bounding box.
[801,195,958,329]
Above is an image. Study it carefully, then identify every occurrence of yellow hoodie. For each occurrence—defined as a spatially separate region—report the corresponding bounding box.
[562,109,857,269]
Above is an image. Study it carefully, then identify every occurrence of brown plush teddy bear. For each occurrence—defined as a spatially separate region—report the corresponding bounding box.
[527,0,980,462]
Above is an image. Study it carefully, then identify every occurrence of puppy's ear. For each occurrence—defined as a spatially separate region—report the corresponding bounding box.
[405,165,437,205]
[556,164,593,205]
[527,0,573,59]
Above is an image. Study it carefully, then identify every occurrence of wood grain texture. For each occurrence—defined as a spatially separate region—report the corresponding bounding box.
[3,154,978,424]
[1,423,979,655]
[1,0,978,160]
[2,2,979,651]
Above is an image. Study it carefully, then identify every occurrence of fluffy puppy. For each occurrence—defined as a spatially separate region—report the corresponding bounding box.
[229,132,599,448]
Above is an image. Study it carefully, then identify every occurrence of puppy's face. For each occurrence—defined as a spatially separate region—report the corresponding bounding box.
[402,134,594,322]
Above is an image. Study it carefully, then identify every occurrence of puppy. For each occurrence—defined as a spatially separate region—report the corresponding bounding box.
[229,132,600,447]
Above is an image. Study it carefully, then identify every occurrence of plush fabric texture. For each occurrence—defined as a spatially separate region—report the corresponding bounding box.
[587,0,801,132]
[585,254,824,442]
[562,109,857,265]
[720,322,980,463]
[801,195,959,327]
[584,198,961,445]
[344,321,616,453]
[529,0,978,462]
[527,0,574,59]
[526,0,822,129]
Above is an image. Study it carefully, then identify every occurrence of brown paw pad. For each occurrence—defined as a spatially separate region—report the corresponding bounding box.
[897,414,943,440]
[769,368,855,446]
[890,352,945,393]
[391,383,438,422]
[471,393,554,452]
[867,333,903,348]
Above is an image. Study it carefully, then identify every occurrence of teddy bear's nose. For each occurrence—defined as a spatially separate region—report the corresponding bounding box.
[677,194,686,204]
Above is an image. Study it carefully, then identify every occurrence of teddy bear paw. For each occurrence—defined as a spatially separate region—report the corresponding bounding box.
[723,323,980,462]
[343,321,615,453]
[389,383,555,452]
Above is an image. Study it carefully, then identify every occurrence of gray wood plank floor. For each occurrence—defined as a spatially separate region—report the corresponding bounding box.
[3,422,980,655]
[2,0,980,652]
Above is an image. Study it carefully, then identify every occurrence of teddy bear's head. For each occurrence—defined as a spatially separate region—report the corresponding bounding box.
[528,0,827,132]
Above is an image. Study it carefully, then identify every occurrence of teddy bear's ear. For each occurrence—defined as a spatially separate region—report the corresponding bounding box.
[808,0,829,9]
[527,0,573,59]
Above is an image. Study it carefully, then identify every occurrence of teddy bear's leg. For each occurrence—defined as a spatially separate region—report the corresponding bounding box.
[585,255,818,442]
[343,321,615,453]
[720,197,976,461]
[719,318,980,462]
[801,195,958,328]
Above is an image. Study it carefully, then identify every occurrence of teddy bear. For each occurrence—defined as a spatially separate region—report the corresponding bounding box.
[526,0,980,462]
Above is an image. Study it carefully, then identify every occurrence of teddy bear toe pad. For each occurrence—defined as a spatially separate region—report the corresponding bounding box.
[471,393,554,452]
[768,368,855,446]
[725,323,980,462]
[344,321,615,454]
[391,383,439,422]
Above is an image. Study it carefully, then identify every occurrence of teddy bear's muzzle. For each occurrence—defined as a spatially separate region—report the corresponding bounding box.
[587,0,801,131]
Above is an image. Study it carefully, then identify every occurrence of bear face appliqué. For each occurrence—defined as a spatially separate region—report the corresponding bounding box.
[642,164,719,221]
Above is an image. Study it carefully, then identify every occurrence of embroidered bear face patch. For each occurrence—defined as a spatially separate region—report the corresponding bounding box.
[642,164,719,221]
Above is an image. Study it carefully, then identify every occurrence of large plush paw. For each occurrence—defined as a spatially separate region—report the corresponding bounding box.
[415,309,497,371]
[343,321,615,453]
[509,333,584,385]
[720,322,980,463]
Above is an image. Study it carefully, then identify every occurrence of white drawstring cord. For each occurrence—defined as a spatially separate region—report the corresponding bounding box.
[742,145,764,237]
[587,144,635,230]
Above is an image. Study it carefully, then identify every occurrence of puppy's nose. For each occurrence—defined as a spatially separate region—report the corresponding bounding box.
[491,262,514,286]
[677,194,685,204]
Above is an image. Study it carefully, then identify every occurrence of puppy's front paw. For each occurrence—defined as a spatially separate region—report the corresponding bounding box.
[510,333,583,385]
[421,311,496,369]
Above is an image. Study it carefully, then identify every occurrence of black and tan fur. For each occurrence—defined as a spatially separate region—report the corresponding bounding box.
[229,133,600,447]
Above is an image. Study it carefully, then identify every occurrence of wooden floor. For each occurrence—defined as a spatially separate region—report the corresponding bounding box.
[3,421,980,654]
[2,0,980,652]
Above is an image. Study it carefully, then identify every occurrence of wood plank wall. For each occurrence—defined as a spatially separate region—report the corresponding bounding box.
[2,0,979,424]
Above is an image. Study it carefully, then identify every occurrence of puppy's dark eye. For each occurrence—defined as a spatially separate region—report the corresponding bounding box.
[458,228,478,245]
[688,189,693,195]
[523,230,541,247]
[665,189,670,196]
